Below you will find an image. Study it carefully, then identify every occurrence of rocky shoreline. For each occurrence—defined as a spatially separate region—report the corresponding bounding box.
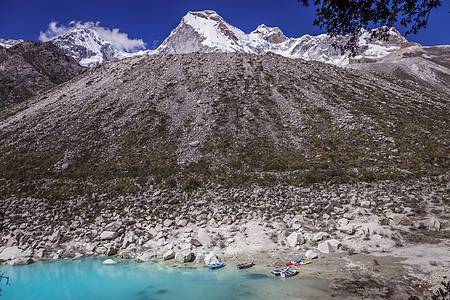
[1,175,448,299]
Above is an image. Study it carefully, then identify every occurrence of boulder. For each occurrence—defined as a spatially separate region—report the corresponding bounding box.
[360,201,371,208]
[190,238,202,247]
[204,251,219,266]
[338,224,355,235]
[175,248,194,263]
[195,252,206,264]
[118,244,140,259]
[337,218,349,226]
[305,250,319,260]
[311,232,330,243]
[107,247,118,256]
[102,259,117,265]
[104,221,122,232]
[163,219,173,227]
[163,250,175,261]
[0,246,32,261]
[292,222,302,230]
[100,231,119,240]
[327,239,342,251]
[286,232,306,247]
[318,241,334,254]
[136,250,157,262]
[423,218,441,232]
[49,230,61,243]
[209,219,219,228]
[8,257,33,266]
[177,219,188,227]
[228,225,239,232]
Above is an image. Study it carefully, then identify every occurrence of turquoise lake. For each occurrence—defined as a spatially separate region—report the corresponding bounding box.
[0,257,336,299]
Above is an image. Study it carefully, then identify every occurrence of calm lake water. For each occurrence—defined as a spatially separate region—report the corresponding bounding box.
[1,257,336,300]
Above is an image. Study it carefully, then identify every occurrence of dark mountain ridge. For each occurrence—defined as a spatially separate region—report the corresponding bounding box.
[0,41,86,108]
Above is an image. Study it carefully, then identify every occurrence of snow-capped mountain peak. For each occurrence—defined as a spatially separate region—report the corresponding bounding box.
[156,10,412,65]
[49,26,152,67]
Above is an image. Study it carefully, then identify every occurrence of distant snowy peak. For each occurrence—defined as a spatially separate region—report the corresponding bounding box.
[156,10,416,65]
[0,38,24,48]
[51,28,151,67]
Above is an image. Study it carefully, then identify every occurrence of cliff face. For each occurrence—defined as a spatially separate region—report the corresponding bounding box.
[0,41,86,108]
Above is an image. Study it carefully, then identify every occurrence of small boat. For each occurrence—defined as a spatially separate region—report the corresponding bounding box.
[281,268,299,278]
[294,260,311,266]
[209,261,225,270]
[271,266,289,276]
[286,259,302,266]
[236,260,254,269]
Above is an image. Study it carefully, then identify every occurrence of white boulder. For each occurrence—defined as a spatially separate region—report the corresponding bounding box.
[100,231,119,240]
[327,239,342,251]
[163,219,173,227]
[318,241,334,254]
[102,259,117,265]
[305,250,319,260]
[209,219,219,228]
[0,246,32,261]
[286,232,306,247]
[423,218,441,232]
[8,257,33,266]
[204,251,219,266]
[136,250,157,262]
[175,248,194,263]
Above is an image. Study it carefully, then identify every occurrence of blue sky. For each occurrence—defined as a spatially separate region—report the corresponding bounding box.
[1,0,449,49]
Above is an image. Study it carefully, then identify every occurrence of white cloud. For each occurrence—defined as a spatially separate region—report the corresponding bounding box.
[39,21,146,52]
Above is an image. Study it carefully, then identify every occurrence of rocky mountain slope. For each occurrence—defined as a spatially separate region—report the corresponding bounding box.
[0,52,447,199]
[351,45,450,94]
[0,41,86,108]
